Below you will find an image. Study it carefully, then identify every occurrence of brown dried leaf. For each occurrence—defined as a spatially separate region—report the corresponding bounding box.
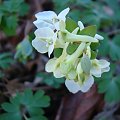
[55,85,104,120]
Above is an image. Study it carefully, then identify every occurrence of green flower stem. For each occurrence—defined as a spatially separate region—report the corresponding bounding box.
[65,32,98,43]
[67,42,86,62]
[54,42,69,68]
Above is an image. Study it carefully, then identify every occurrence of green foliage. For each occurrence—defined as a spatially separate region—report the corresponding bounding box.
[97,64,120,103]
[90,50,98,60]
[54,48,63,58]
[0,89,50,120]
[67,43,79,55]
[15,36,33,63]
[66,17,78,32]
[98,34,120,61]
[0,0,29,36]
[37,73,65,88]
[109,35,120,61]
[53,0,120,28]
[0,52,13,69]
[78,25,97,37]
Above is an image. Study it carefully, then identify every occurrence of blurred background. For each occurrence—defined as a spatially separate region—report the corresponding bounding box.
[0,0,120,120]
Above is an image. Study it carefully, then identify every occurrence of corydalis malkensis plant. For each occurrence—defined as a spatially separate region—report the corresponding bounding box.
[32,8,110,93]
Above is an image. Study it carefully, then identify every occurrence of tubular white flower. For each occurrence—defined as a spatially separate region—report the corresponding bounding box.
[34,8,70,30]
[32,27,57,57]
[45,43,69,78]
[90,59,110,77]
[78,21,84,30]
[94,34,104,40]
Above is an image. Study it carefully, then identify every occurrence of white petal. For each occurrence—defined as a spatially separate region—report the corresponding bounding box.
[77,62,83,74]
[32,38,48,53]
[90,67,102,77]
[35,11,57,20]
[45,58,56,72]
[99,60,110,69]
[78,21,84,30]
[48,44,54,57]
[58,7,70,21]
[101,67,110,73]
[54,22,60,30]
[65,79,80,93]
[35,27,54,38]
[94,34,104,40]
[33,20,54,29]
[80,76,94,92]
[72,27,79,34]
[54,67,65,78]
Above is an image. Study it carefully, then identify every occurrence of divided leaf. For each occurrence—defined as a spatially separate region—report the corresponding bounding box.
[0,89,50,120]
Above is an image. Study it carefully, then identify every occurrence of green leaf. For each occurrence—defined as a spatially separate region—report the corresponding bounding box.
[66,17,78,32]
[109,40,120,61]
[28,107,44,116]
[91,50,97,59]
[28,115,47,120]
[0,52,13,69]
[105,78,120,103]
[27,90,50,108]
[108,35,120,61]
[37,73,64,88]
[68,10,81,21]
[81,55,91,74]
[18,3,29,16]
[35,95,50,108]
[66,43,79,55]
[98,34,109,56]
[15,36,33,61]
[6,16,18,29]
[90,42,100,50]
[78,25,97,37]
[1,103,19,113]
[1,16,18,36]
[21,89,33,105]
[10,93,21,105]
[0,89,50,120]
[54,48,63,58]
[97,64,120,103]
[0,113,22,120]
[0,12,3,24]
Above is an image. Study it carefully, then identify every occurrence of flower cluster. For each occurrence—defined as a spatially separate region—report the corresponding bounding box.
[32,8,110,93]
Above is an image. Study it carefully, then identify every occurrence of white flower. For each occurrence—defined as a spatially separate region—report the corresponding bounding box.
[65,75,94,93]
[32,27,57,57]
[34,8,70,30]
[90,59,110,77]
[78,21,104,40]
[65,59,94,93]
[45,43,69,78]
[45,58,65,78]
